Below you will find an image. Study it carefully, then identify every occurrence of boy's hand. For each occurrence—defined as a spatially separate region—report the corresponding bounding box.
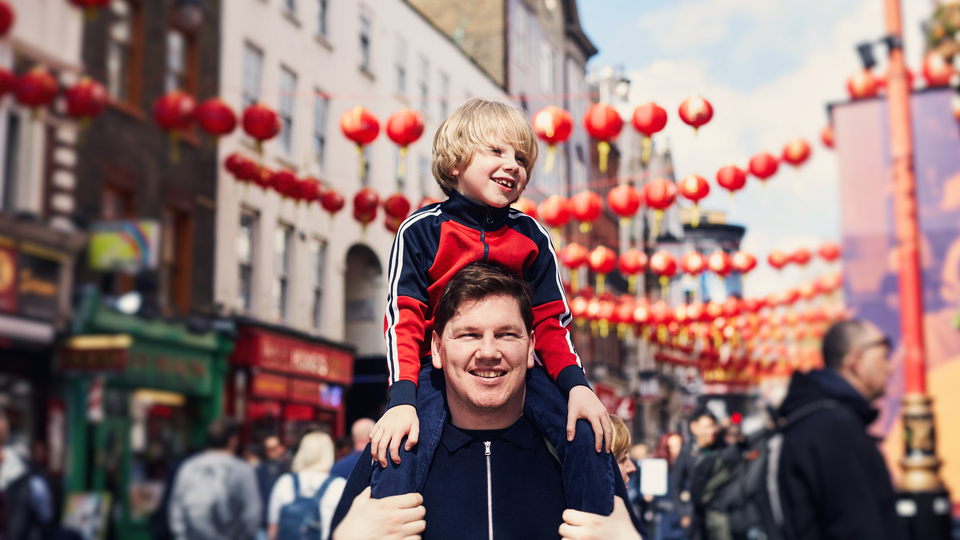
[370,405,419,467]
[567,386,612,453]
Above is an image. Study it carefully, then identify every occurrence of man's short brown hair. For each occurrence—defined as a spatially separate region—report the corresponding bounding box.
[433,262,535,338]
[432,98,539,196]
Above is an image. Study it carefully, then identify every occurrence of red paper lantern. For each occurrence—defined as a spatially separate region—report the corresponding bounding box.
[678,174,710,228]
[242,103,281,152]
[65,77,108,121]
[618,248,648,276]
[876,67,915,93]
[582,102,623,172]
[707,250,733,277]
[588,246,617,294]
[0,1,14,37]
[153,90,196,131]
[225,153,258,183]
[559,243,588,270]
[253,167,274,191]
[731,251,757,274]
[606,184,641,224]
[748,152,779,183]
[650,250,678,278]
[798,282,817,301]
[538,195,570,230]
[0,68,15,96]
[790,248,812,267]
[921,52,955,88]
[321,189,345,216]
[644,178,677,210]
[741,298,762,313]
[383,193,412,220]
[298,177,322,203]
[716,165,747,196]
[532,105,574,145]
[781,288,800,306]
[681,251,706,276]
[569,191,603,233]
[353,187,380,226]
[385,215,404,235]
[817,272,843,294]
[511,197,537,219]
[821,125,835,149]
[722,297,741,319]
[271,169,298,199]
[677,95,713,134]
[196,98,237,138]
[768,249,788,270]
[341,105,380,145]
[781,138,811,168]
[14,66,58,110]
[631,102,668,137]
[386,107,425,147]
[818,241,841,262]
[846,69,879,100]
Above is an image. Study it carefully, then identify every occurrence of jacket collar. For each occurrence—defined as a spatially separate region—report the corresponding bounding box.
[780,369,879,426]
[440,414,536,455]
[441,191,513,231]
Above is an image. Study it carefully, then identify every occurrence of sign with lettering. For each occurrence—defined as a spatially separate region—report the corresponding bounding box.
[119,344,212,395]
[17,252,59,322]
[88,220,161,273]
[251,373,288,400]
[238,330,353,385]
[59,348,129,372]
[288,379,320,405]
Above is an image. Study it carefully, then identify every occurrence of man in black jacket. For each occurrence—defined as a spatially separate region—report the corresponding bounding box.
[331,262,646,539]
[776,319,907,540]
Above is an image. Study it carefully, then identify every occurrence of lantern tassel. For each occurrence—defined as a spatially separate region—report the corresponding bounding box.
[652,209,663,238]
[357,145,366,181]
[544,145,555,173]
[168,131,181,164]
[570,269,579,293]
[397,146,407,179]
[659,275,670,298]
[641,136,652,166]
[596,273,606,295]
[579,221,592,233]
[628,275,637,295]
[550,227,562,251]
[691,203,701,228]
[598,141,610,173]
[599,319,609,338]
[619,217,632,229]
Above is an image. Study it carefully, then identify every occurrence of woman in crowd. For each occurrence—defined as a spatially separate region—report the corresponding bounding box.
[267,431,346,540]
[651,432,686,540]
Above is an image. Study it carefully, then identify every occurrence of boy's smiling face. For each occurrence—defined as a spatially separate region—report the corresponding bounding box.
[452,134,528,208]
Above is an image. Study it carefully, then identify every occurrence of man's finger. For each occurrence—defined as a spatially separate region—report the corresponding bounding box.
[558,522,581,540]
[369,430,381,461]
[400,516,426,536]
[406,423,420,450]
[561,508,591,527]
[385,492,424,510]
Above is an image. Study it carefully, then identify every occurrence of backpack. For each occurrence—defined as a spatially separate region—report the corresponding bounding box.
[276,474,336,540]
[695,400,840,540]
[176,459,238,538]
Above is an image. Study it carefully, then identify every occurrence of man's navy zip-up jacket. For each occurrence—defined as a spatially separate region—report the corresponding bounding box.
[384,191,588,408]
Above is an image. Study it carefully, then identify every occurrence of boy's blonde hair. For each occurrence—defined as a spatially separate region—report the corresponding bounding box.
[432,98,540,197]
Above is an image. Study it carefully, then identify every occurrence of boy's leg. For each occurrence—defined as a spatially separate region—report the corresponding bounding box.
[524,364,616,516]
[370,364,446,497]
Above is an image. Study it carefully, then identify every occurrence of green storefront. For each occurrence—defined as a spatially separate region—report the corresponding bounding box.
[63,289,233,540]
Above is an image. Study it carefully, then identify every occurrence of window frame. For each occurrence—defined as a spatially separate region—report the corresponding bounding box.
[160,206,194,316]
[395,36,407,96]
[272,223,294,323]
[309,238,326,333]
[237,208,259,314]
[242,42,264,109]
[317,0,328,37]
[106,0,145,113]
[313,91,328,172]
[359,10,372,73]
[278,66,298,155]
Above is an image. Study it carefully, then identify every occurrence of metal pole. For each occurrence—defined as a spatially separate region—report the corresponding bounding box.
[884,0,952,537]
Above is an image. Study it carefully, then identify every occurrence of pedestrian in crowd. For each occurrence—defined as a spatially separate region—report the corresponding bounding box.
[334,436,353,463]
[266,432,346,540]
[649,432,686,540]
[168,418,260,540]
[256,436,290,538]
[331,262,645,540]
[775,319,907,540]
[371,98,615,516]
[610,415,637,486]
[672,411,721,534]
[0,410,53,540]
[627,443,649,521]
[329,419,374,479]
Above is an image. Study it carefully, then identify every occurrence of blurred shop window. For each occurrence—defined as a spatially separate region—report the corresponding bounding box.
[317,0,328,38]
[160,207,193,316]
[278,67,297,156]
[242,42,264,109]
[359,9,372,73]
[513,2,529,70]
[395,36,406,96]
[539,40,554,94]
[237,208,258,314]
[310,238,326,333]
[418,56,429,115]
[438,72,449,119]
[0,110,22,211]
[272,224,292,323]
[313,92,328,172]
[106,0,143,107]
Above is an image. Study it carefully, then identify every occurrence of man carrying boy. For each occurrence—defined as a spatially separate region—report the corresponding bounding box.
[368,98,615,515]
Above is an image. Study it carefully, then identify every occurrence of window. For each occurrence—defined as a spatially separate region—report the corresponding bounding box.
[164,27,196,93]
[361,146,370,185]
[272,224,293,323]
[1,112,21,211]
[106,0,142,105]
[395,37,406,95]
[242,43,263,108]
[573,144,586,191]
[539,40,554,94]
[102,186,135,220]
[279,67,297,155]
[439,72,449,119]
[237,209,258,313]
[284,0,296,13]
[160,207,193,315]
[418,56,429,114]
[317,0,328,37]
[513,3,529,68]
[359,11,371,72]
[313,92,328,171]
[310,239,326,332]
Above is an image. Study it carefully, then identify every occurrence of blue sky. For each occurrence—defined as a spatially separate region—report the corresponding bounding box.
[577,0,932,296]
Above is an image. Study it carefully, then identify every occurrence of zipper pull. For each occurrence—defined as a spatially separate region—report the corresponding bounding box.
[486,209,493,225]
[484,441,491,456]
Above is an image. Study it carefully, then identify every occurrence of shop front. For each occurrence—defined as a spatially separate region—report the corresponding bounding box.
[228,319,354,450]
[63,289,233,540]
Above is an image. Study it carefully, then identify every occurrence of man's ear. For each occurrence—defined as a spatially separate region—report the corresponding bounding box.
[526,331,536,369]
[431,331,443,370]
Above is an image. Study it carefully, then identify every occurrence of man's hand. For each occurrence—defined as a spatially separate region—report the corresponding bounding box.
[559,496,641,540]
[370,405,419,467]
[567,386,612,453]
[332,487,426,540]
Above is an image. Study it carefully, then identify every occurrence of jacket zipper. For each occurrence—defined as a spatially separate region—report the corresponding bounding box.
[485,441,493,540]
[481,209,492,261]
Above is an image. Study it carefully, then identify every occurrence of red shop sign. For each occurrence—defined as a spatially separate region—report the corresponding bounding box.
[289,379,320,405]
[233,327,353,385]
[251,372,288,400]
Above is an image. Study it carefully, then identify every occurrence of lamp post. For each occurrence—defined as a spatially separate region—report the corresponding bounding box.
[883,0,952,538]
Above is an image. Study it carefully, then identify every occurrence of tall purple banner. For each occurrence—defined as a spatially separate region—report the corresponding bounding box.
[834,88,960,497]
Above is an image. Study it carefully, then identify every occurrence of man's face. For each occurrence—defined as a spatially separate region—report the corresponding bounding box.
[432,294,535,429]
[692,416,718,449]
[851,324,893,401]
[264,436,285,461]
